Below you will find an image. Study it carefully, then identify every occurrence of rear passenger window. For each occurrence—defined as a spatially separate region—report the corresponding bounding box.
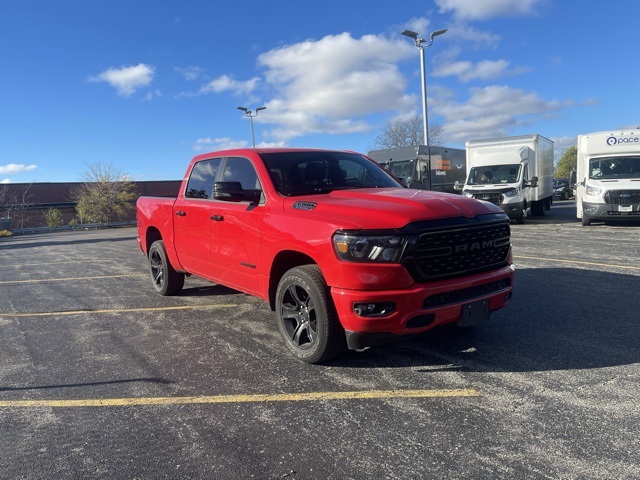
[185,159,221,199]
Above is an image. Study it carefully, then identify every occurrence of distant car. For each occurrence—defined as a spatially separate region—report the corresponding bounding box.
[553,178,572,200]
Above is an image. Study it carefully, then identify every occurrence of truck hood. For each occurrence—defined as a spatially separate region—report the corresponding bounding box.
[282,188,503,229]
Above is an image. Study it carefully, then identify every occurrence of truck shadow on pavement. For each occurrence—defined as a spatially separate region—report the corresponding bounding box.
[334,267,640,372]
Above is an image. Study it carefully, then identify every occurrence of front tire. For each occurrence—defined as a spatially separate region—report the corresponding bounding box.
[275,265,346,364]
[148,240,185,296]
[581,215,591,226]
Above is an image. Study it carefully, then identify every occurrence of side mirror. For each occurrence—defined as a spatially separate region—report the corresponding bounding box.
[454,180,463,191]
[213,181,261,203]
[525,176,538,188]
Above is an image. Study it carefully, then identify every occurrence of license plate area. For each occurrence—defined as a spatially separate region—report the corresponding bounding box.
[457,299,490,327]
[618,205,632,212]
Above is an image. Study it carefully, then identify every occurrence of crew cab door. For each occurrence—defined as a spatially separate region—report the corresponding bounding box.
[209,156,265,297]
[173,158,222,278]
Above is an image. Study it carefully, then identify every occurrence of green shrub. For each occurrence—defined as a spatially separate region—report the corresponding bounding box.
[43,208,64,228]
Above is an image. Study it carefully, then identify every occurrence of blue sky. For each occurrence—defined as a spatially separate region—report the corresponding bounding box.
[1,0,638,183]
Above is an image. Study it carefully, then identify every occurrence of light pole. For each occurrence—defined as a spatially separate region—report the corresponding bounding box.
[401,28,447,147]
[237,106,266,148]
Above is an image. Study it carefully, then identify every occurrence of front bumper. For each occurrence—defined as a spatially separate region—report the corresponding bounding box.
[582,201,640,221]
[331,264,515,349]
[500,201,525,220]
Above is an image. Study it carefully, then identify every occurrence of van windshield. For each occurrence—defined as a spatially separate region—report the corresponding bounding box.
[589,156,640,179]
[467,165,521,185]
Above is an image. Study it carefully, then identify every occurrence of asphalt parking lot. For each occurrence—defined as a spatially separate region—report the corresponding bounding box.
[1,200,639,479]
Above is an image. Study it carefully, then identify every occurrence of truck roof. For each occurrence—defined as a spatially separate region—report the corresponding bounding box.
[192,147,353,162]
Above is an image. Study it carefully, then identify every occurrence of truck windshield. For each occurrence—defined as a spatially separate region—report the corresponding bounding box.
[387,161,412,180]
[467,165,521,185]
[589,156,640,180]
[260,151,403,196]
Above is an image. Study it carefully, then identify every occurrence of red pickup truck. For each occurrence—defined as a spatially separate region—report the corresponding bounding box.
[137,148,515,363]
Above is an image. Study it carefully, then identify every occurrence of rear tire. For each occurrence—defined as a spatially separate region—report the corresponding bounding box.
[275,265,347,364]
[531,200,544,216]
[148,240,185,296]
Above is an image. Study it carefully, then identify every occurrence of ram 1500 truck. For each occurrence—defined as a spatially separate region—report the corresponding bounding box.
[137,148,515,363]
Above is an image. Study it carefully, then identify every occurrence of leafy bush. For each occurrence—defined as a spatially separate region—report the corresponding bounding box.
[43,208,64,228]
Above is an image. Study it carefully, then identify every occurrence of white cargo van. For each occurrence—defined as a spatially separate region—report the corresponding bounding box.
[459,134,554,224]
[576,129,640,226]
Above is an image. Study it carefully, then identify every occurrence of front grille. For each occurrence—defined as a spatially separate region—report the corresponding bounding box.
[604,190,640,205]
[472,192,502,206]
[408,221,511,281]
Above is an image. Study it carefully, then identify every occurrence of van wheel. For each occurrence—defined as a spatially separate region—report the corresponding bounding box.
[581,216,591,226]
[149,240,185,295]
[515,209,526,224]
[275,265,346,364]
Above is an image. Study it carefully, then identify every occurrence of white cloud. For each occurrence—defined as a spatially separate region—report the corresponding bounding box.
[143,89,163,102]
[175,66,202,81]
[88,64,155,97]
[435,0,543,20]
[434,59,528,82]
[0,163,37,175]
[256,32,415,141]
[1,178,10,184]
[434,85,573,143]
[200,75,260,96]
[194,137,248,151]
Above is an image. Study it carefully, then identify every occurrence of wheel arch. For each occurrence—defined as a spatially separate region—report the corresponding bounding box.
[268,250,317,310]
[145,226,162,255]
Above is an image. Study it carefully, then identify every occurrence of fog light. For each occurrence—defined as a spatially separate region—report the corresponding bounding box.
[353,302,395,317]
[584,207,597,214]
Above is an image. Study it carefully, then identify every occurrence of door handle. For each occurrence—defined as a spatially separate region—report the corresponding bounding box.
[175,211,186,216]
[210,215,224,221]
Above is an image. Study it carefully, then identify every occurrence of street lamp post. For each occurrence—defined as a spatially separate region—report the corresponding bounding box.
[401,28,447,147]
[237,106,266,148]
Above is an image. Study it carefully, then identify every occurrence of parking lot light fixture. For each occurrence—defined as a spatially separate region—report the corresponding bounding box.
[237,106,266,148]
[401,28,447,147]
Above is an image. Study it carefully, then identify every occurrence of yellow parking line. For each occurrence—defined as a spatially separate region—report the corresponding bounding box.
[514,255,640,271]
[0,304,238,318]
[0,274,148,285]
[0,388,479,408]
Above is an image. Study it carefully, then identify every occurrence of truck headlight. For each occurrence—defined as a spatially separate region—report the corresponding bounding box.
[463,192,474,198]
[333,233,406,263]
[503,188,519,198]
[586,185,602,196]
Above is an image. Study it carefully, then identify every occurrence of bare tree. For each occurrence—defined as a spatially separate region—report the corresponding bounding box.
[0,183,34,228]
[73,162,137,224]
[372,116,445,149]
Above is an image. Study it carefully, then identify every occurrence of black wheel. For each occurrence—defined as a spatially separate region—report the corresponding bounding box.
[531,201,544,216]
[275,265,346,364]
[148,240,184,295]
[581,215,591,226]
[515,208,526,224]
[563,190,570,200]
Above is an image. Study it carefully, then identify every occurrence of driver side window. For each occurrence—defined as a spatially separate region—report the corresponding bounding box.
[221,157,261,190]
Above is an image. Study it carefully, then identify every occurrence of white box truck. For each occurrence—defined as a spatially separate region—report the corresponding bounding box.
[459,134,554,224]
[576,129,640,226]
[367,145,466,194]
